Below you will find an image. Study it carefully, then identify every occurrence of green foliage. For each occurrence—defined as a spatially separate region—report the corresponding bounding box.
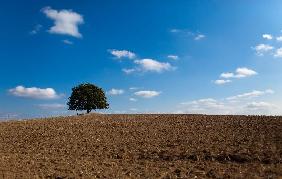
[67,83,109,113]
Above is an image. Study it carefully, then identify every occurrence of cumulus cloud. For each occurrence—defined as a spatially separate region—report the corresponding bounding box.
[122,59,175,74]
[194,34,205,40]
[274,48,282,58]
[235,67,257,78]
[108,49,136,59]
[215,67,257,85]
[262,34,273,40]
[214,79,231,85]
[134,90,161,98]
[42,7,84,38]
[220,72,235,78]
[220,67,257,79]
[276,36,282,42]
[226,89,274,101]
[253,44,274,56]
[167,55,179,60]
[9,86,59,99]
[108,88,124,95]
[38,103,65,109]
[134,59,174,73]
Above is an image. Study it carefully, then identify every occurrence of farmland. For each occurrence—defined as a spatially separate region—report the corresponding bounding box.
[0,114,281,178]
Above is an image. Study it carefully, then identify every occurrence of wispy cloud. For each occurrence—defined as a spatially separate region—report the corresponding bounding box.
[129,98,137,102]
[30,24,42,35]
[129,87,140,91]
[179,89,277,115]
[226,89,274,101]
[245,102,277,111]
[170,28,206,41]
[108,49,136,59]
[38,103,65,109]
[62,39,73,45]
[194,34,205,40]
[167,55,179,60]
[180,98,226,114]
[134,90,161,98]
[122,68,136,74]
[108,88,124,95]
[9,86,60,99]
[42,7,84,38]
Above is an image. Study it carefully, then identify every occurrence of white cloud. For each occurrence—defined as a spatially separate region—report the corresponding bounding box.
[179,89,277,115]
[109,49,136,59]
[42,7,84,38]
[235,67,257,78]
[220,72,235,78]
[246,101,275,109]
[134,59,174,73]
[244,102,278,115]
[253,44,274,56]
[214,79,231,85]
[108,88,124,95]
[274,48,282,58]
[9,86,59,99]
[194,34,205,40]
[38,103,65,109]
[122,68,136,74]
[180,98,226,114]
[276,36,282,42]
[134,90,161,98]
[167,55,179,60]
[219,67,257,79]
[62,39,73,45]
[129,98,137,101]
[262,34,273,40]
[226,89,274,101]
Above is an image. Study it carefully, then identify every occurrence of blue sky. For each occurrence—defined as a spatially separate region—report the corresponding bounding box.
[1,0,282,119]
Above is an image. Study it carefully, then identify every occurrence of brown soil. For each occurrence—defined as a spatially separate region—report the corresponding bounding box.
[0,114,281,178]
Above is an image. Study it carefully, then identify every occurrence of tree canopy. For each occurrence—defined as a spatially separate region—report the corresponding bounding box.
[67,83,109,113]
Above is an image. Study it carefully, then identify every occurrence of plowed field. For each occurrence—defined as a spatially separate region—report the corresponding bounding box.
[0,114,281,178]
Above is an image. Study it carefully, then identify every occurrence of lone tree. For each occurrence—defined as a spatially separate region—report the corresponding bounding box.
[67,83,109,114]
